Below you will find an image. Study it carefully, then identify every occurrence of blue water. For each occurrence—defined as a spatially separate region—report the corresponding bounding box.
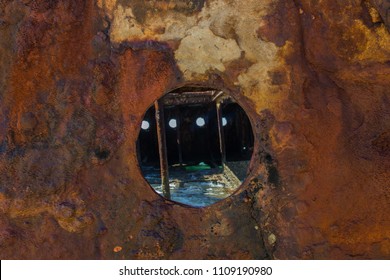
[143,167,236,207]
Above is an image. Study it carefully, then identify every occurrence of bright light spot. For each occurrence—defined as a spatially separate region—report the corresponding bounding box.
[169,119,177,128]
[141,120,150,130]
[196,117,206,127]
[222,117,227,126]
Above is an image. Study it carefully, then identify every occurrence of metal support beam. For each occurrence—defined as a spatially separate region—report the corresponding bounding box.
[216,101,226,164]
[154,100,171,199]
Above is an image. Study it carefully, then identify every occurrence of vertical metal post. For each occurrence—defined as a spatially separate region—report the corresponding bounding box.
[176,107,183,167]
[216,101,226,164]
[154,100,170,199]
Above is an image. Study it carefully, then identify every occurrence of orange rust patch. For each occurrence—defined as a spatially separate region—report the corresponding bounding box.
[113,246,123,253]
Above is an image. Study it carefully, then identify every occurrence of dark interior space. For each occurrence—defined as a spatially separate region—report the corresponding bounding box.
[138,98,254,167]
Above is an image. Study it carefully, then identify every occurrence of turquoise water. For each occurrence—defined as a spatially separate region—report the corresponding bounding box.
[142,166,235,207]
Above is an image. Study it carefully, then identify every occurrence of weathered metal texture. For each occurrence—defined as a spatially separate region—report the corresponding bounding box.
[162,90,233,105]
[0,0,389,259]
[162,91,215,105]
[216,101,226,164]
[154,100,171,199]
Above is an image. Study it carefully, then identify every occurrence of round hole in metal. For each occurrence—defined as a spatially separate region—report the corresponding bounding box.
[137,87,254,207]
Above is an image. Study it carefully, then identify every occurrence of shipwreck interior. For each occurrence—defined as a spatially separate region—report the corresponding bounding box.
[137,87,254,207]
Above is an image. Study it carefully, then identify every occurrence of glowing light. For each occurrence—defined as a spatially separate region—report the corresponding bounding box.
[222,117,227,126]
[196,117,206,127]
[141,120,150,130]
[169,119,177,128]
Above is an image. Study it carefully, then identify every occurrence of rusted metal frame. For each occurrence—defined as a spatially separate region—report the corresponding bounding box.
[212,90,225,101]
[216,101,226,165]
[162,95,213,106]
[169,90,215,95]
[163,90,235,106]
[154,100,171,199]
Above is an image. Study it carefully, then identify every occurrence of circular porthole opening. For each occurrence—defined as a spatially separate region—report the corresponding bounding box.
[141,120,150,130]
[222,117,227,127]
[137,87,254,207]
[196,117,206,127]
[169,119,177,129]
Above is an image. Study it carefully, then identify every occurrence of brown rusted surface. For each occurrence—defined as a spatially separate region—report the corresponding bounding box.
[216,101,226,164]
[0,0,389,259]
[154,100,170,200]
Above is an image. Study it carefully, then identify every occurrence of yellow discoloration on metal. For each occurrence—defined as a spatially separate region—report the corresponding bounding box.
[102,0,285,111]
[175,26,242,76]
